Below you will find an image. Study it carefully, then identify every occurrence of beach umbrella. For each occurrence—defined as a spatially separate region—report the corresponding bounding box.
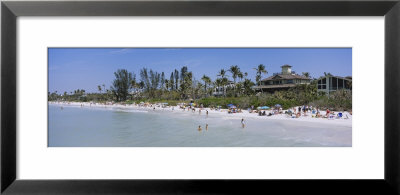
[259,106,270,110]
[229,105,237,108]
[275,104,282,108]
[227,104,234,107]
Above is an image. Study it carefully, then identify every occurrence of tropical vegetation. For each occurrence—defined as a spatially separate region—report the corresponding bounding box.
[48,64,352,111]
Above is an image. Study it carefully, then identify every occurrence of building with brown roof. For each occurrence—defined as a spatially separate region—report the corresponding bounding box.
[253,65,311,93]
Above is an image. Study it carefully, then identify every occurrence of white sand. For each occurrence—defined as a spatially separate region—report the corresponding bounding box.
[49,101,352,128]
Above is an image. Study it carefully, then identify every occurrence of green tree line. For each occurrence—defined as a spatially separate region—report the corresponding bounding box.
[48,64,352,111]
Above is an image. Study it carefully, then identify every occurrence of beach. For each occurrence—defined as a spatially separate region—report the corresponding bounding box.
[48,101,352,147]
[49,101,352,127]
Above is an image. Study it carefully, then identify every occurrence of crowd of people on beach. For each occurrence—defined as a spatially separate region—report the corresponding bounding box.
[284,105,351,120]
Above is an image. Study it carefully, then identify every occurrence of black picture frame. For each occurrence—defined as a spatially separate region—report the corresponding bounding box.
[1,0,400,194]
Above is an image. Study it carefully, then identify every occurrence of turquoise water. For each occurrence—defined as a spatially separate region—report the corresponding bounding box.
[48,105,351,147]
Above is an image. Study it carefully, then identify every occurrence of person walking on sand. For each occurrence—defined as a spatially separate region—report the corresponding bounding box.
[241,118,245,128]
[206,110,209,116]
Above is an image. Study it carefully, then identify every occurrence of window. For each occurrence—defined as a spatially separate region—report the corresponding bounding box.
[331,77,337,90]
[318,78,327,90]
[338,78,343,89]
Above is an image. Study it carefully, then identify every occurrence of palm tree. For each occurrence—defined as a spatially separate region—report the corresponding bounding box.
[302,72,311,78]
[218,69,226,79]
[217,69,227,97]
[215,78,223,97]
[201,75,211,97]
[221,77,228,97]
[229,65,240,83]
[238,72,244,82]
[97,85,102,101]
[229,65,241,96]
[237,72,246,96]
[254,64,268,86]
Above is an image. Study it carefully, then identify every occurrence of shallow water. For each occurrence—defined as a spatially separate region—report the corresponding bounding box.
[48,104,351,147]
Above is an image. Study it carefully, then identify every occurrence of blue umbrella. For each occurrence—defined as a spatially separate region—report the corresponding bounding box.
[229,105,237,108]
[275,104,282,108]
[259,106,270,110]
[227,104,234,107]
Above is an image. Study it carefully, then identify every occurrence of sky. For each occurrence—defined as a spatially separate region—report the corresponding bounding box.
[48,48,352,93]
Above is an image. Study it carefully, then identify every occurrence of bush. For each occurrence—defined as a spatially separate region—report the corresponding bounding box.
[309,90,352,111]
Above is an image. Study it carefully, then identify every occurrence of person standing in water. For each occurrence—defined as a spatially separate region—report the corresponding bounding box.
[241,118,245,128]
[206,124,208,130]
[198,125,202,131]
